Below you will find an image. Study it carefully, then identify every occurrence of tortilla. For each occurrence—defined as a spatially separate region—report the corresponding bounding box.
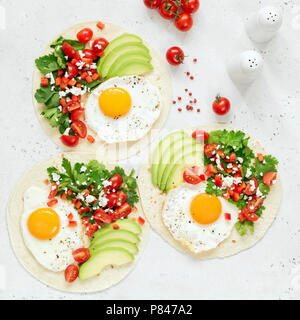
[137,123,281,259]
[32,21,171,160]
[6,153,149,293]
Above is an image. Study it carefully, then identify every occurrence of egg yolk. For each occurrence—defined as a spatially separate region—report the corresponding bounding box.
[99,87,132,118]
[190,193,222,225]
[27,208,60,240]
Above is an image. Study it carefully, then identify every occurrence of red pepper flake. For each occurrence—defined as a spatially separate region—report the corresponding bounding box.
[197,109,200,113]
[79,208,84,215]
[67,213,74,220]
[193,58,197,63]
[47,199,58,207]
[68,221,78,228]
[137,216,145,226]
[75,201,82,209]
[225,213,231,220]
[113,224,120,230]
[200,174,206,181]
[97,21,105,30]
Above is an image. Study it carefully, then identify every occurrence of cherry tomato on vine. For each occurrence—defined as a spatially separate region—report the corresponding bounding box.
[144,0,162,8]
[159,0,178,20]
[181,0,200,14]
[175,12,193,32]
[166,46,185,65]
[212,96,231,115]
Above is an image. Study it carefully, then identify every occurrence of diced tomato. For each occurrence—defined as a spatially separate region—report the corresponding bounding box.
[84,207,90,213]
[113,224,120,230]
[82,217,89,225]
[82,189,90,197]
[92,73,100,81]
[183,166,202,185]
[199,174,206,181]
[68,221,78,227]
[48,182,59,199]
[247,197,264,213]
[224,213,231,220]
[64,264,79,283]
[72,248,90,264]
[231,192,240,202]
[60,98,67,107]
[61,191,67,200]
[71,120,87,139]
[94,208,113,225]
[89,184,94,190]
[67,189,73,196]
[192,130,209,142]
[238,212,246,222]
[78,208,84,215]
[224,152,236,162]
[106,192,119,209]
[71,198,77,204]
[87,135,95,144]
[55,77,62,86]
[114,203,132,220]
[204,164,217,177]
[75,201,82,209]
[97,21,105,30]
[58,69,64,77]
[86,75,93,83]
[41,77,48,86]
[68,79,77,86]
[67,213,74,220]
[204,143,218,158]
[61,135,79,147]
[217,150,226,158]
[81,72,88,79]
[223,192,230,200]
[47,199,58,207]
[263,171,277,187]
[244,178,258,195]
[214,174,223,187]
[83,49,97,60]
[242,207,259,222]
[62,42,80,60]
[234,182,247,194]
[116,190,127,207]
[257,153,264,162]
[138,216,146,225]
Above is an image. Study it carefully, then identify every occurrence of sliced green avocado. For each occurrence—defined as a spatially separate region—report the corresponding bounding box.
[90,239,139,256]
[79,247,134,280]
[107,52,152,78]
[151,131,186,187]
[89,229,140,252]
[92,219,142,242]
[115,60,153,77]
[160,141,203,191]
[165,151,204,192]
[98,42,149,77]
[104,34,142,57]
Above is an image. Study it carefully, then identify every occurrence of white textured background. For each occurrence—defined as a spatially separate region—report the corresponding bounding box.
[1,0,300,300]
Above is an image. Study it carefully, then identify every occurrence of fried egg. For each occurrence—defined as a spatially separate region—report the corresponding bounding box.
[85,76,162,143]
[21,186,87,272]
[162,183,239,253]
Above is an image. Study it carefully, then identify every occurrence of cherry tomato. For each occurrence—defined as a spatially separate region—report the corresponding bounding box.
[192,130,209,142]
[106,192,119,208]
[242,207,259,222]
[244,178,258,195]
[116,190,127,207]
[77,28,93,44]
[114,203,132,220]
[234,182,247,194]
[214,174,223,187]
[82,49,97,60]
[247,197,264,213]
[71,120,87,139]
[72,248,90,264]
[67,63,79,79]
[181,0,200,14]
[48,183,58,199]
[62,42,79,60]
[204,143,218,158]
[263,171,277,187]
[183,166,202,185]
[204,164,217,177]
[175,12,193,32]
[94,208,113,225]
[60,135,79,147]
[107,174,123,191]
[166,46,185,66]
[71,108,85,122]
[159,0,178,20]
[213,96,231,115]
[92,38,109,54]
[224,152,236,162]
[144,0,162,8]
[64,264,79,283]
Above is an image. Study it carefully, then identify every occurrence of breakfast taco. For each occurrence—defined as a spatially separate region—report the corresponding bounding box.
[33,21,171,160]
[138,123,281,259]
[7,153,148,292]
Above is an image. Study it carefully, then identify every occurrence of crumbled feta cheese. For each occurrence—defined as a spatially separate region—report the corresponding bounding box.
[80,166,87,173]
[52,173,61,182]
[102,180,112,188]
[98,190,108,207]
[237,157,244,163]
[246,168,252,178]
[86,195,96,204]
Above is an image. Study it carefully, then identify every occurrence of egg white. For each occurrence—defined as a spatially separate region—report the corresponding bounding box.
[162,182,239,253]
[21,186,87,272]
[85,76,162,143]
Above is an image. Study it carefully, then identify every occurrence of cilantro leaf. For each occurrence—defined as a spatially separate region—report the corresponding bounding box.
[35,54,60,75]
[50,36,85,51]
[54,46,67,69]
[236,221,248,236]
[124,189,139,207]
[35,86,60,107]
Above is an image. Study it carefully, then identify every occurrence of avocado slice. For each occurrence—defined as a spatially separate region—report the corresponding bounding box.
[151,131,186,187]
[90,239,139,256]
[92,219,142,242]
[160,141,203,191]
[79,247,134,280]
[114,60,153,77]
[104,34,143,57]
[98,42,149,77]
[107,52,152,78]
[165,151,204,192]
[89,229,140,252]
